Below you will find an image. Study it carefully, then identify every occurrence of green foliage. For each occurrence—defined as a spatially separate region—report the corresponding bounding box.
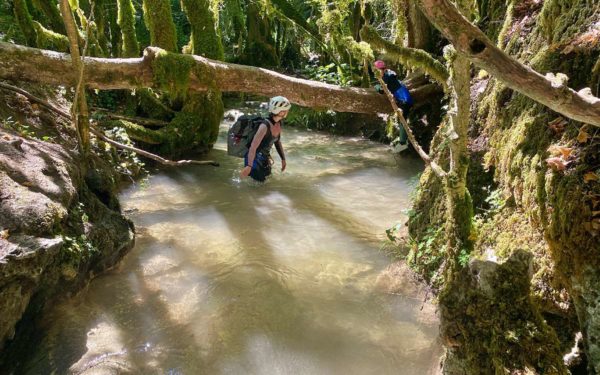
[301,62,354,86]
[1,116,57,142]
[60,232,98,279]
[30,0,65,35]
[98,126,147,177]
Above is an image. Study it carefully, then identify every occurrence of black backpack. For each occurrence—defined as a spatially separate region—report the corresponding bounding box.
[227,115,271,158]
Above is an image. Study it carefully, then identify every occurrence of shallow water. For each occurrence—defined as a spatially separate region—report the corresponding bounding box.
[13,111,440,374]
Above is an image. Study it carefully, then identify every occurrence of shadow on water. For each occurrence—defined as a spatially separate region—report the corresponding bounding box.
[5,122,439,374]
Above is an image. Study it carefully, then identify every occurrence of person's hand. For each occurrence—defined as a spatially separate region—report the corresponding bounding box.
[281,159,287,172]
[240,166,252,178]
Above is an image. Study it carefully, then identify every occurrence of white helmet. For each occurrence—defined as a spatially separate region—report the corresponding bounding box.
[268,96,291,114]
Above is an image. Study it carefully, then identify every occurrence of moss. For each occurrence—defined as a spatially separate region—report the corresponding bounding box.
[495,0,514,49]
[151,50,196,99]
[13,0,37,47]
[137,89,175,121]
[439,251,567,373]
[91,0,110,56]
[142,0,177,52]
[224,0,246,54]
[30,0,66,35]
[180,0,223,60]
[86,22,106,57]
[154,91,223,156]
[475,0,509,41]
[390,0,407,44]
[32,21,69,52]
[117,0,139,57]
[241,2,279,67]
[106,0,121,57]
[360,25,449,90]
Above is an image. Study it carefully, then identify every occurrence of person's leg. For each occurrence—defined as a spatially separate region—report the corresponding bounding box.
[246,153,270,182]
[397,101,411,145]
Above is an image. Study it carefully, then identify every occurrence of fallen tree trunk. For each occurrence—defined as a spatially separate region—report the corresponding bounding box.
[416,0,600,127]
[0,42,441,114]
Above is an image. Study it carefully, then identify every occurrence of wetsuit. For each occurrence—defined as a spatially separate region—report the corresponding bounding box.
[244,117,285,182]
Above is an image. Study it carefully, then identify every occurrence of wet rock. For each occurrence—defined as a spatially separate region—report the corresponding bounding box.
[0,129,134,354]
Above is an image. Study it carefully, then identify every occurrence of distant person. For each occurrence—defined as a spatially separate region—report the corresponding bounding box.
[240,96,290,182]
[373,60,414,153]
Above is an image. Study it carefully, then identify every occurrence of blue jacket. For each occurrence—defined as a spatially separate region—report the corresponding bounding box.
[382,70,413,106]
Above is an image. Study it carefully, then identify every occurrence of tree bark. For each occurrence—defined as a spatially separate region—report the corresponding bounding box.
[375,72,447,178]
[59,0,90,153]
[0,43,441,114]
[407,0,432,50]
[142,0,178,52]
[416,0,600,127]
[444,47,472,270]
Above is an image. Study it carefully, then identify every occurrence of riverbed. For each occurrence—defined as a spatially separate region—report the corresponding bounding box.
[13,110,440,374]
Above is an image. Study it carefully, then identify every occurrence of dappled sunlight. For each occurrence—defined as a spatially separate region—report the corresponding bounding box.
[17,120,439,373]
[122,174,208,213]
[68,321,132,374]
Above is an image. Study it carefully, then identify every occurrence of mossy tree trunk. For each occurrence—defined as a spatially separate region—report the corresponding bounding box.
[106,0,121,57]
[223,0,246,57]
[180,0,223,60]
[91,0,109,55]
[142,0,177,52]
[13,0,38,47]
[406,1,432,50]
[31,0,66,35]
[0,42,443,114]
[117,0,139,57]
[177,0,225,153]
[243,2,279,67]
[443,45,473,271]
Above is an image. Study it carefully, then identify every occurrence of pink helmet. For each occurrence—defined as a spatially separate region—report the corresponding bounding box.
[374,60,386,69]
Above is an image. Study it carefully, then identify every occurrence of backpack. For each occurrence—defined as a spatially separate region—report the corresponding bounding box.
[227,115,270,158]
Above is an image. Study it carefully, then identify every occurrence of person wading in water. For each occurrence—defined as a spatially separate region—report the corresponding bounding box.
[240,96,291,182]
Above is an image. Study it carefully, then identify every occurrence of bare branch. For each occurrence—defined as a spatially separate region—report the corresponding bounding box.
[416,0,600,127]
[91,108,168,127]
[0,82,218,167]
[374,72,447,178]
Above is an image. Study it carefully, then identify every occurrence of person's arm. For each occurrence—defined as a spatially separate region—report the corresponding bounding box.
[275,138,286,171]
[241,124,267,177]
